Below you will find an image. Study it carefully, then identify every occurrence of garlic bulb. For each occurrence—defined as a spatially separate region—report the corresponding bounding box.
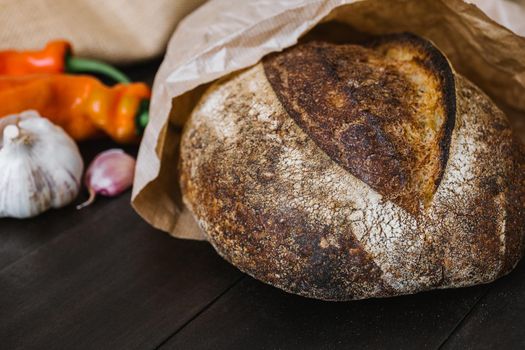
[0,110,84,218]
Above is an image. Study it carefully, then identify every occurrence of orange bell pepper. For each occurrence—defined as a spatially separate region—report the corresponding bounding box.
[0,74,150,143]
[0,40,130,83]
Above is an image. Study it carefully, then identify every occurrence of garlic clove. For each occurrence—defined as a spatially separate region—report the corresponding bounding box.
[77,149,136,209]
[0,110,83,218]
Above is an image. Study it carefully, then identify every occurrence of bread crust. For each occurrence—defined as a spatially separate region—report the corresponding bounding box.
[263,34,456,214]
[179,36,525,300]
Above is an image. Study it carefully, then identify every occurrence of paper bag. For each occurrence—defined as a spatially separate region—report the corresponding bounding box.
[132,0,525,240]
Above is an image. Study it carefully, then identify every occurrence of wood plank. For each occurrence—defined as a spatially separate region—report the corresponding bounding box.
[0,193,243,350]
[441,260,525,350]
[160,276,488,350]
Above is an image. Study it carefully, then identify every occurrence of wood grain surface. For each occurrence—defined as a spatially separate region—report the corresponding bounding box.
[0,59,523,350]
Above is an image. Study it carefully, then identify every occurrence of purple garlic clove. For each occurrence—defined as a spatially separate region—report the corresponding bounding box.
[77,149,136,209]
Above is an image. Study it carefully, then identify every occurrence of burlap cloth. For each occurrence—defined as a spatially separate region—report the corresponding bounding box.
[0,0,206,64]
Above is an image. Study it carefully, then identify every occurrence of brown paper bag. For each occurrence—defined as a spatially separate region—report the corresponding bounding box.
[132,0,525,240]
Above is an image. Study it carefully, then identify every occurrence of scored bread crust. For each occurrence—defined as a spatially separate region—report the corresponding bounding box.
[263,34,456,214]
[179,35,525,300]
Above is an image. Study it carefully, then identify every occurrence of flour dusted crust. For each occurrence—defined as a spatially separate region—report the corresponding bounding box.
[263,35,456,214]
[179,34,525,300]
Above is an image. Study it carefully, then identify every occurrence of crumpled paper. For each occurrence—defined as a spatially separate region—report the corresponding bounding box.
[470,0,525,36]
[132,0,525,240]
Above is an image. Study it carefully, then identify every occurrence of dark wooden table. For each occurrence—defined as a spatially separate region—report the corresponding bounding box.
[1,60,524,350]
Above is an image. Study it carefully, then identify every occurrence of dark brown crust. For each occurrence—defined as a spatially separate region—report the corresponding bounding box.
[263,34,455,213]
[370,33,456,195]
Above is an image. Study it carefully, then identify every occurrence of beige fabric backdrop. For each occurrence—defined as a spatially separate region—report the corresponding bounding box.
[0,0,206,64]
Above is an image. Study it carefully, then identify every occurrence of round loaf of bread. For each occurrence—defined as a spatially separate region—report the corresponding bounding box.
[179,33,525,300]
